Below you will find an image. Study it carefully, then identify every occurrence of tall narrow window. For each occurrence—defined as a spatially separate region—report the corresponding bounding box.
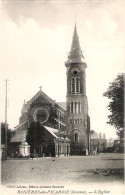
[76,78,80,93]
[75,119,77,124]
[71,102,73,114]
[76,102,79,113]
[71,77,80,94]
[72,78,75,93]
[75,102,77,113]
[78,101,81,113]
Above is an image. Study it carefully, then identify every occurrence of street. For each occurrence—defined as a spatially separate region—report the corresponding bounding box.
[1,153,125,194]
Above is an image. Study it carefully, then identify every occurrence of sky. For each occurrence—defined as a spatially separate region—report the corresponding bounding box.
[1,0,124,139]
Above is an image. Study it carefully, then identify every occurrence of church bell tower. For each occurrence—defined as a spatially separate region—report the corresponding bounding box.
[65,24,90,155]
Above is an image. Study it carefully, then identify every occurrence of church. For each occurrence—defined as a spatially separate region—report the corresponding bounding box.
[11,24,90,157]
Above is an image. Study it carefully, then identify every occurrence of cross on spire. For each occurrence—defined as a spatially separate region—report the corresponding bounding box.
[39,86,42,91]
[74,13,77,23]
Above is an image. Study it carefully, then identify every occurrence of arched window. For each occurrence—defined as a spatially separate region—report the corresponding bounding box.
[75,133,79,142]
[71,102,73,114]
[71,78,75,93]
[76,78,80,93]
[78,101,81,113]
[71,77,80,94]
[75,119,77,124]
[70,101,81,114]
[75,102,77,113]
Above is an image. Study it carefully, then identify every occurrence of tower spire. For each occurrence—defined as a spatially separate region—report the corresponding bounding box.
[65,24,89,155]
[74,22,77,37]
[67,23,84,63]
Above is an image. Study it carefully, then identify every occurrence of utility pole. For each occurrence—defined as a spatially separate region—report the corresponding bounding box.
[5,79,8,160]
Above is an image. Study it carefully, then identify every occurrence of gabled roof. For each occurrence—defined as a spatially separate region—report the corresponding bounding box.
[28,90,55,105]
[21,89,66,114]
[21,90,54,113]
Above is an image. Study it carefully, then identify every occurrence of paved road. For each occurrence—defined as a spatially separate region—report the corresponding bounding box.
[1,153,125,194]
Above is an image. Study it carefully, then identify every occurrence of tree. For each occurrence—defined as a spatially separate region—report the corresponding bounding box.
[27,121,45,154]
[103,73,124,138]
[1,122,12,145]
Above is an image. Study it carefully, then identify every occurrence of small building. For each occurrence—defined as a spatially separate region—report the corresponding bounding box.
[90,131,107,154]
[90,130,99,155]
[113,136,124,153]
[98,133,107,152]
[105,138,114,152]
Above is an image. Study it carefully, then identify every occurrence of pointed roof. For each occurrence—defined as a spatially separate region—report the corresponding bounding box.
[28,90,55,106]
[67,23,84,63]
[21,88,66,114]
[21,89,55,114]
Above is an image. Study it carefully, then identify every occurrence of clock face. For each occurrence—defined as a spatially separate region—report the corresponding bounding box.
[33,107,49,124]
[71,68,79,75]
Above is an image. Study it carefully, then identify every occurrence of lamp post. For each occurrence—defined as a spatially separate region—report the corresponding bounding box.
[5,79,8,160]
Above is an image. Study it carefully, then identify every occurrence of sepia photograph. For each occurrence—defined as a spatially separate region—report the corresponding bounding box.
[1,0,124,194]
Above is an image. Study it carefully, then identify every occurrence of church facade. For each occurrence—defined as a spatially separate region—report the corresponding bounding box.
[11,24,90,157]
[11,89,70,157]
